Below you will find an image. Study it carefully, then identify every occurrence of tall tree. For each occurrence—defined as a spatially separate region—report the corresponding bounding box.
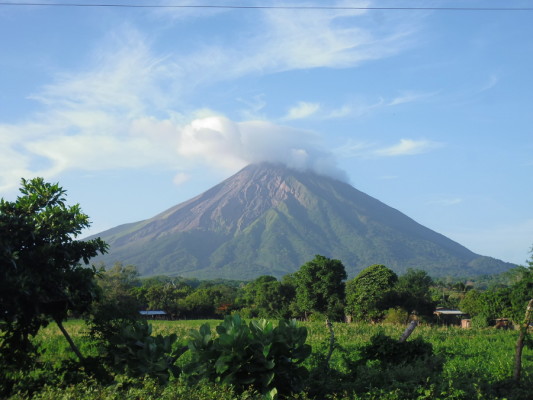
[0,178,107,374]
[459,289,486,317]
[238,275,293,318]
[293,255,347,320]
[395,268,436,317]
[509,247,533,323]
[89,263,144,339]
[144,282,191,317]
[345,264,398,322]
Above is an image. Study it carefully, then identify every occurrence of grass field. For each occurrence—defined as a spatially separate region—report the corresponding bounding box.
[17,319,533,399]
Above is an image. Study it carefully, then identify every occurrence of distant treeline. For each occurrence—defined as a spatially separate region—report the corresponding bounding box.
[96,253,533,326]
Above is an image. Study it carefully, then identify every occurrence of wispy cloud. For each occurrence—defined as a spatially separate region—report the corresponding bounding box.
[173,172,191,186]
[335,139,375,158]
[428,197,463,206]
[152,0,230,21]
[237,94,267,120]
[325,98,385,119]
[374,139,443,157]
[29,29,171,113]
[170,1,418,87]
[479,74,499,92]
[301,90,433,121]
[283,102,321,120]
[335,137,443,159]
[388,91,437,106]
[0,1,420,191]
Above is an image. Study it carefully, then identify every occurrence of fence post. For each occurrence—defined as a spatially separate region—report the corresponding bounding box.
[398,320,418,343]
[513,298,533,382]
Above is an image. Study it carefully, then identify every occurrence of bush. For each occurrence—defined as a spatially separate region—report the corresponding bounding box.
[9,377,265,400]
[359,332,434,366]
[382,308,409,325]
[184,314,311,398]
[96,319,185,383]
[307,312,327,322]
[471,314,490,328]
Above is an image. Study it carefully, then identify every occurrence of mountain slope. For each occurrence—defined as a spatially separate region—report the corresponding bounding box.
[92,163,515,279]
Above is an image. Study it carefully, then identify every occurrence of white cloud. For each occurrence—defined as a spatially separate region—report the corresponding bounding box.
[283,102,321,120]
[176,116,347,180]
[428,197,463,206]
[152,0,229,21]
[326,98,385,119]
[321,91,431,120]
[479,74,499,92]
[374,139,443,157]
[254,1,416,72]
[388,91,436,106]
[237,94,267,120]
[336,138,442,160]
[30,29,170,114]
[326,104,354,119]
[335,139,375,158]
[0,2,419,191]
[173,172,191,186]
[166,1,418,88]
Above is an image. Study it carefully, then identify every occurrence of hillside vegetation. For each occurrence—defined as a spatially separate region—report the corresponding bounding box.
[92,163,515,279]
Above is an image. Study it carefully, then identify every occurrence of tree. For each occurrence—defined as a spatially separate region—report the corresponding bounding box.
[88,263,144,340]
[509,247,533,324]
[459,247,532,327]
[345,264,398,322]
[395,269,436,317]
[459,289,486,317]
[458,289,492,327]
[143,281,192,318]
[206,284,239,316]
[179,288,216,318]
[238,275,293,318]
[293,255,347,320]
[484,287,513,321]
[95,263,141,312]
[0,178,107,375]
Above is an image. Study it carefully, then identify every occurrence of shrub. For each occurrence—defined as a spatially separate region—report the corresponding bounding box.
[308,312,327,322]
[184,314,311,398]
[382,308,410,325]
[94,319,185,383]
[359,332,434,366]
[471,313,490,328]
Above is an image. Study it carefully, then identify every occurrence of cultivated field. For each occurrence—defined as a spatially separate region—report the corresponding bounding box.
[15,319,533,400]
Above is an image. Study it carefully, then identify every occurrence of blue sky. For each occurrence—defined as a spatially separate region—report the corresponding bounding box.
[1,0,532,266]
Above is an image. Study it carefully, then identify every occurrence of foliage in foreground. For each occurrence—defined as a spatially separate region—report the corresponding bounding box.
[6,319,533,400]
[359,332,434,366]
[97,319,185,383]
[184,314,311,398]
[0,178,107,395]
[1,178,532,400]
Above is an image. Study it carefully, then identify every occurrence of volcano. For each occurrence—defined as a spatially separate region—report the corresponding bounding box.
[92,163,514,279]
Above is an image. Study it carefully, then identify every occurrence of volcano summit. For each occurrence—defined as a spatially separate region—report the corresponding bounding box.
[92,163,514,279]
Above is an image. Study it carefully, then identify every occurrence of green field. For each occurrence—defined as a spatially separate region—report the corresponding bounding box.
[11,319,530,400]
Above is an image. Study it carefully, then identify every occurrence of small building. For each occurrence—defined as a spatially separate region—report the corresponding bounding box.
[433,308,468,326]
[139,310,168,320]
[494,318,512,329]
[461,319,471,329]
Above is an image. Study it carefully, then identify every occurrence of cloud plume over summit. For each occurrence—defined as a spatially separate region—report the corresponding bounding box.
[176,116,348,181]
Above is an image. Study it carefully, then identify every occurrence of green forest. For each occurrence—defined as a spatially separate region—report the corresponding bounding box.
[1,179,532,399]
